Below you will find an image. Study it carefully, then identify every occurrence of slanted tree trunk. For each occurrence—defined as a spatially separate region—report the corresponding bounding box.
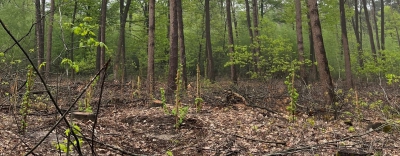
[176,0,187,89]
[295,0,306,83]
[46,0,55,79]
[252,0,260,74]
[227,0,237,84]
[205,0,215,82]
[167,0,179,95]
[381,0,385,51]
[307,0,336,106]
[340,0,353,89]
[363,0,377,61]
[147,0,155,96]
[115,0,132,83]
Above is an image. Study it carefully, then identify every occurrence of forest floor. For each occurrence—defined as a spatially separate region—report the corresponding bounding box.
[0,77,400,155]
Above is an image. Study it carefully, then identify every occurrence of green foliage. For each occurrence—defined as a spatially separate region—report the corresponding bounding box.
[61,58,79,73]
[20,65,35,133]
[348,126,355,133]
[284,61,299,122]
[166,150,173,156]
[53,123,84,153]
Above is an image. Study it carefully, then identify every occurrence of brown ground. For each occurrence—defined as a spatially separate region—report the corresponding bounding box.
[0,77,399,155]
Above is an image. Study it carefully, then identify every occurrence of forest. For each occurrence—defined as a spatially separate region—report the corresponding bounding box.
[1,0,400,155]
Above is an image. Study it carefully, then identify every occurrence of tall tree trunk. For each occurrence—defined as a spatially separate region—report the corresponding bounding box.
[245,0,256,73]
[232,1,239,42]
[167,0,179,95]
[363,0,377,61]
[147,0,155,96]
[35,0,44,74]
[307,6,317,81]
[295,0,306,83]
[227,0,237,84]
[381,0,385,50]
[46,0,55,79]
[205,0,215,82]
[371,0,381,51]
[307,0,335,106]
[252,0,260,73]
[176,0,187,89]
[70,0,77,79]
[351,0,364,68]
[99,0,107,77]
[340,0,353,89]
[396,27,400,47]
[115,0,132,83]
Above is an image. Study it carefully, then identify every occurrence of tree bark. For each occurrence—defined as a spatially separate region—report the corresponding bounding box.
[231,1,239,41]
[306,5,317,81]
[363,0,377,61]
[307,0,335,106]
[100,0,107,71]
[381,0,385,51]
[35,0,44,74]
[46,0,55,79]
[351,0,364,68]
[115,0,132,83]
[147,0,155,96]
[176,0,187,89]
[167,0,179,95]
[205,0,215,82]
[340,0,354,89]
[227,0,237,84]
[252,0,260,73]
[70,0,78,79]
[295,0,306,83]
[371,0,381,51]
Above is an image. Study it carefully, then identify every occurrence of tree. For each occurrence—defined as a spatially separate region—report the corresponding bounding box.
[363,0,377,61]
[35,0,44,74]
[381,0,385,51]
[114,0,132,83]
[252,0,260,73]
[351,0,364,68]
[340,0,353,89]
[371,0,381,51]
[176,0,187,89]
[99,0,107,71]
[167,0,179,95]
[244,0,255,72]
[226,0,237,84]
[295,0,306,82]
[45,0,55,79]
[306,5,317,81]
[307,0,335,106]
[205,0,215,81]
[147,0,155,96]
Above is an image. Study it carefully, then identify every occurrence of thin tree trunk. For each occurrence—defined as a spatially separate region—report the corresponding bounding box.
[245,0,256,73]
[252,0,260,73]
[340,0,353,89]
[99,0,107,75]
[147,0,155,96]
[396,27,400,47]
[351,0,364,68]
[227,0,237,84]
[381,0,385,51]
[115,0,132,83]
[167,0,179,95]
[205,0,215,82]
[307,0,335,106]
[176,0,187,89]
[295,0,306,83]
[232,1,239,42]
[46,0,55,79]
[35,0,44,74]
[371,0,381,51]
[363,0,377,61]
[306,6,317,81]
[70,0,77,79]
